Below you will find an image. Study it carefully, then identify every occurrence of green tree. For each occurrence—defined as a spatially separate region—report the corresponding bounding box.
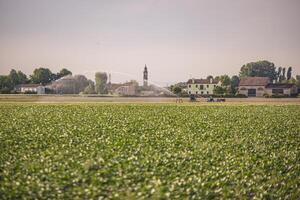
[4,69,28,90]
[230,75,240,94]
[239,60,277,81]
[277,67,282,82]
[213,86,227,95]
[58,68,72,79]
[282,67,286,81]
[287,67,292,80]
[17,70,28,84]
[95,72,108,94]
[8,69,19,87]
[50,68,72,81]
[206,75,213,80]
[219,75,231,86]
[296,75,300,87]
[172,86,182,96]
[0,75,10,91]
[30,68,53,85]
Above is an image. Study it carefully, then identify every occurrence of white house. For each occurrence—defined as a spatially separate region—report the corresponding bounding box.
[187,78,221,95]
[15,84,45,94]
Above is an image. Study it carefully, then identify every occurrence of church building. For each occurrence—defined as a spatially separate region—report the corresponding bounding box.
[143,65,148,87]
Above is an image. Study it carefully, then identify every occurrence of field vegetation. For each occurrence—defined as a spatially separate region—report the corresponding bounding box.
[0,104,300,199]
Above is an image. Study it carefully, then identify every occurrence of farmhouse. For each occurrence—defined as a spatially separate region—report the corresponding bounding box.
[238,77,270,97]
[187,78,221,95]
[265,83,298,96]
[238,77,298,97]
[15,84,45,94]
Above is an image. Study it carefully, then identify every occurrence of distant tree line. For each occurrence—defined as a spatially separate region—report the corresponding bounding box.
[239,61,295,83]
[0,67,112,95]
[1,62,299,95]
[0,68,72,93]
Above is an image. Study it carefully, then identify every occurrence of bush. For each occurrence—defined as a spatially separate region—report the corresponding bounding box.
[24,91,37,94]
[265,93,296,98]
[235,94,247,98]
[0,88,12,94]
[271,94,289,98]
[45,88,55,94]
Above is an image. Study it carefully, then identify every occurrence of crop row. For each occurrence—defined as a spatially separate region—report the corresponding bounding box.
[0,104,300,199]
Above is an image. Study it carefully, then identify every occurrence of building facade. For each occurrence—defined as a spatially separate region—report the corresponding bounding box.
[187,78,221,95]
[238,77,270,97]
[238,77,298,97]
[265,83,298,96]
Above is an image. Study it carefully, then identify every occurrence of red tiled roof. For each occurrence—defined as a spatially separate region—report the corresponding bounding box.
[187,79,219,84]
[239,77,270,86]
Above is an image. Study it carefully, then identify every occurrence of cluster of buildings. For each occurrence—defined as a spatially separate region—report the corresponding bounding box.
[107,65,173,96]
[187,76,298,97]
[238,77,298,97]
[14,65,298,97]
[14,65,153,95]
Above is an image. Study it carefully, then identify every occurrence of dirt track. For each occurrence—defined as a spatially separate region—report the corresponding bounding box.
[0,95,300,105]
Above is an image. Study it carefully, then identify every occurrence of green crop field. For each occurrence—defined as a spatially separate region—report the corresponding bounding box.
[0,104,300,199]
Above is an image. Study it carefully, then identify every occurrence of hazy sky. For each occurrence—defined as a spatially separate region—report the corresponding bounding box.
[0,0,299,85]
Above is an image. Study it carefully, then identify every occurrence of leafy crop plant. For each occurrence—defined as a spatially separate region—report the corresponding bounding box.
[0,104,299,199]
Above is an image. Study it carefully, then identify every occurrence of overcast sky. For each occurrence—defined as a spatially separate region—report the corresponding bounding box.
[0,0,299,85]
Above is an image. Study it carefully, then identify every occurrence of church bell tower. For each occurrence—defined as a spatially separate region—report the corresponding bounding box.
[143,64,148,87]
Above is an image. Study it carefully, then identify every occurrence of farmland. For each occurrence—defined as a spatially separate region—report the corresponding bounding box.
[0,103,300,199]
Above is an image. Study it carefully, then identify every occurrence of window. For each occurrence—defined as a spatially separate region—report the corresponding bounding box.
[200,85,204,90]
[201,91,204,94]
[207,91,209,94]
[188,85,191,88]
[196,84,198,88]
[214,85,216,88]
[188,91,191,94]
[196,91,198,94]
[207,85,209,88]
[248,89,256,97]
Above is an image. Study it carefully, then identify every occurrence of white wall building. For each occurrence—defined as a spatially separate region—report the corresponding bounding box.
[15,84,45,94]
[187,78,221,95]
